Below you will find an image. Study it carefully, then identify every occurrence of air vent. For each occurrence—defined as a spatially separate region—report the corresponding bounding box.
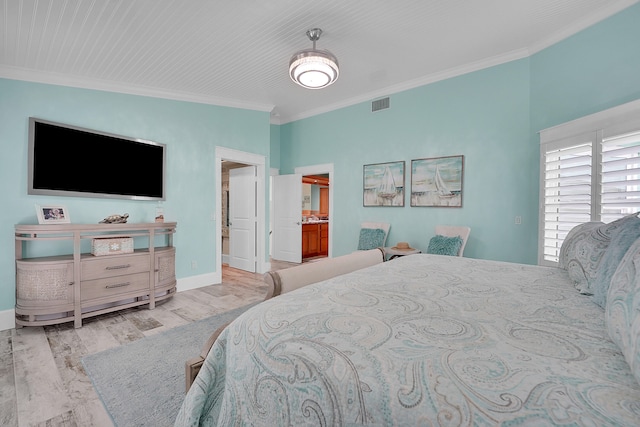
[372,97,390,112]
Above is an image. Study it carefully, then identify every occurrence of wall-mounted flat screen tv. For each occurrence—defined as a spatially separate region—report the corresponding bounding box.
[28,118,165,201]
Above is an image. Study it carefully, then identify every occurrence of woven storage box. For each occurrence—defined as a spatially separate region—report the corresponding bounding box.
[91,237,134,256]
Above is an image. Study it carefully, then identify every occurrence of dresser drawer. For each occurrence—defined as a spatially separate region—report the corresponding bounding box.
[82,254,150,280]
[80,272,150,302]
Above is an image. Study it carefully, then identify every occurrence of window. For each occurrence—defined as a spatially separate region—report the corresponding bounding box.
[539,100,640,265]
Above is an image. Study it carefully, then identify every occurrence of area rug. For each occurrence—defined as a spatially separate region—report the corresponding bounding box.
[82,303,255,427]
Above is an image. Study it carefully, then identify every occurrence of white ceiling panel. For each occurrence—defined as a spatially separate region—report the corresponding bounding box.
[1,0,637,123]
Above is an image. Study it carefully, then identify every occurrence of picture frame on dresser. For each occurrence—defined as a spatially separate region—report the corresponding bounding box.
[35,204,71,224]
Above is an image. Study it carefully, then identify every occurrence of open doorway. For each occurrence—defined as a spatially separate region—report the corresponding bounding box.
[270,163,334,265]
[301,174,329,262]
[296,163,334,261]
[221,161,250,267]
[215,147,267,283]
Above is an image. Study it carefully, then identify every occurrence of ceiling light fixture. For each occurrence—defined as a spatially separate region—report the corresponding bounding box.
[289,28,339,89]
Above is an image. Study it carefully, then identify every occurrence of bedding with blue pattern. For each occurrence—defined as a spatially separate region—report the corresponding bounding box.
[175,252,640,426]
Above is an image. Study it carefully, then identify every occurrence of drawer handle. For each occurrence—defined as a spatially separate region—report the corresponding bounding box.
[106,282,130,289]
[106,264,131,270]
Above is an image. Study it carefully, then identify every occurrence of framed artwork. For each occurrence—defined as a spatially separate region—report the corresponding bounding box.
[411,155,464,207]
[363,161,405,207]
[36,205,71,224]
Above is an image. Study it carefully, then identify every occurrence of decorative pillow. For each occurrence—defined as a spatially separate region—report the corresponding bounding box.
[592,214,640,308]
[560,213,640,295]
[558,222,602,269]
[605,236,640,385]
[599,212,640,238]
[427,234,463,256]
[357,228,386,250]
[558,221,606,294]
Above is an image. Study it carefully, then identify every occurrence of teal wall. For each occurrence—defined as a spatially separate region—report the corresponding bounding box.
[530,4,640,132]
[0,79,270,311]
[279,3,640,263]
[280,60,534,262]
[270,124,281,170]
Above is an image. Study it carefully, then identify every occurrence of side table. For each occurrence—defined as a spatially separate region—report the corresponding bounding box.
[383,247,422,260]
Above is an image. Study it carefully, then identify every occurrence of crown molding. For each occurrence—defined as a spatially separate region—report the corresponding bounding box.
[0,65,275,113]
[3,0,637,127]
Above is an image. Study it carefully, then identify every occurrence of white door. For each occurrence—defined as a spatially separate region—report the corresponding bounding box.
[229,166,256,272]
[272,173,302,263]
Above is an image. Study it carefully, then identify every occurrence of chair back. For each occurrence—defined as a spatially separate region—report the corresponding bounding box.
[434,225,471,256]
[359,222,391,249]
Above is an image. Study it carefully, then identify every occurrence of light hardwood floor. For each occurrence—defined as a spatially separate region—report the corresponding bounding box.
[1,261,297,427]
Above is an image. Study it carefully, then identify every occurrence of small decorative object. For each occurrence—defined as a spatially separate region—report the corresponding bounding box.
[91,237,134,256]
[155,206,164,223]
[411,155,464,207]
[391,242,415,251]
[363,161,405,207]
[36,205,71,224]
[99,213,129,224]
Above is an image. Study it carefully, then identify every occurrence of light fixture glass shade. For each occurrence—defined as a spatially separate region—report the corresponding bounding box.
[289,49,339,89]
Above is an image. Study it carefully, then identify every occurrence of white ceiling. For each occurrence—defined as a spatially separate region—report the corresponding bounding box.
[1,0,637,124]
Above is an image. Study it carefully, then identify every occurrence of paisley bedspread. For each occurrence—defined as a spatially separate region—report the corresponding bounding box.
[175,254,640,426]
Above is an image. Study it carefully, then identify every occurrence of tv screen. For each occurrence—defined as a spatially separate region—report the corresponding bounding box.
[28,118,165,201]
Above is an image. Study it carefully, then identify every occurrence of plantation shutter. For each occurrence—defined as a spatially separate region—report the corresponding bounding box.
[539,101,640,266]
[541,135,594,263]
[600,130,640,222]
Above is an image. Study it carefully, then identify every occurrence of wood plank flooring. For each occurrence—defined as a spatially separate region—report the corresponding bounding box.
[1,261,297,427]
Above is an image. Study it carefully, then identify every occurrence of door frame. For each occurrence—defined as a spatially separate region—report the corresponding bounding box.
[215,147,268,282]
[295,163,334,258]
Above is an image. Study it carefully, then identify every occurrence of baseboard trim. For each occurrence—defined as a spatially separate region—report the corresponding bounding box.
[0,309,15,332]
[176,272,221,293]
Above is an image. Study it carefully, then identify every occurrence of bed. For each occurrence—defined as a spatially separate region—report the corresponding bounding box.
[175,218,640,426]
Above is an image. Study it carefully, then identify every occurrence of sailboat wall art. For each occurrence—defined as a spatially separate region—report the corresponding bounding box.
[411,155,464,207]
[363,161,405,207]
